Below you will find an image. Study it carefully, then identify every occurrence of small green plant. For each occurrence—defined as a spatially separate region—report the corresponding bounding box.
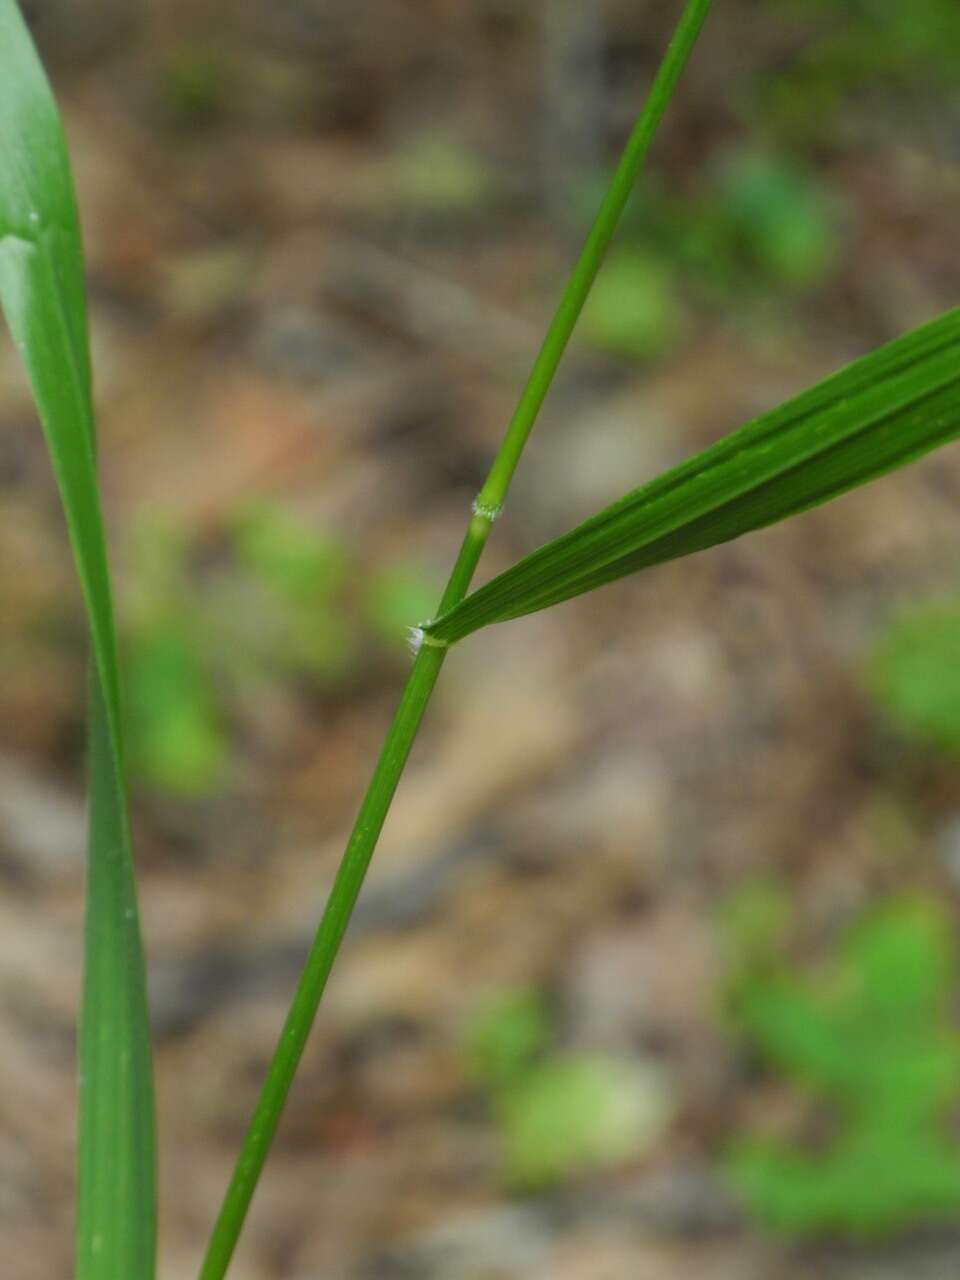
[866,598,960,760]
[755,0,960,139]
[120,502,441,795]
[127,618,227,795]
[713,150,841,287]
[463,988,553,1090]
[723,894,960,1236]
[225,501,353,685]
[463,989,672,1190]
[157,46,225,129]
[121,514,227,795]
[577,148,843,307]
[580,247,685,360]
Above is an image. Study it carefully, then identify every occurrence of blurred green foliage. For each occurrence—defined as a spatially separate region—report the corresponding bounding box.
[463,988,552,1092]
[714,151,841,287]
[723,891,960,1236]
[718,876,794,979]
[231,503,347,598]
[123,514,227,796]
[578,0,959,351]
[121,503,439,796]
[227,502,351,684]
[157,47,225,129]
[387,134,496,216]
[866,599,960,760]
[362,563,441,649]
[126,621,226,796]
[577,147,843,362]
[759,0,960,135]
[581,248,685,360]
[463,987,672,1190]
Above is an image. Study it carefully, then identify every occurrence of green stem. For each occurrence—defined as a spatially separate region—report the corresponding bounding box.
[198,522,487,1280]
[476,0,713,515]
[199,3,712,1275]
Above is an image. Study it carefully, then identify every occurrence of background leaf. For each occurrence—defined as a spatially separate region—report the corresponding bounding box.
[424,309,960,645]
[867,598,960,759]
[0,3,156,1277]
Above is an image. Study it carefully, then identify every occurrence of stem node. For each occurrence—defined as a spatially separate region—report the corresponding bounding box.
[472,496,503,521]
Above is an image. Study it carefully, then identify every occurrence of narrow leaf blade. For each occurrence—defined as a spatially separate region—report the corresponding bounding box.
[0,4,156,1277]
[424,309,960,643]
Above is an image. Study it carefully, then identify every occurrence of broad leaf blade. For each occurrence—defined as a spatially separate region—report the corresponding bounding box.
[424,309,960,644]
[0,4,156,1278]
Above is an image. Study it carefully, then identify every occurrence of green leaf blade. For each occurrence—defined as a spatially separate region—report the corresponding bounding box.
[424,309,960,643]
[0,4,156,1277]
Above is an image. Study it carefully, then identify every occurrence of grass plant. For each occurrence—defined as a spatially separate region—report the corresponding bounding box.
[2,0,960,1275]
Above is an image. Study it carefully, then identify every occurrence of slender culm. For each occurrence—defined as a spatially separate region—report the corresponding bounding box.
[198,2,715,1275]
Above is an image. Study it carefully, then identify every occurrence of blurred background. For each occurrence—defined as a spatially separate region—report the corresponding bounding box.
[3,0,960,1276]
